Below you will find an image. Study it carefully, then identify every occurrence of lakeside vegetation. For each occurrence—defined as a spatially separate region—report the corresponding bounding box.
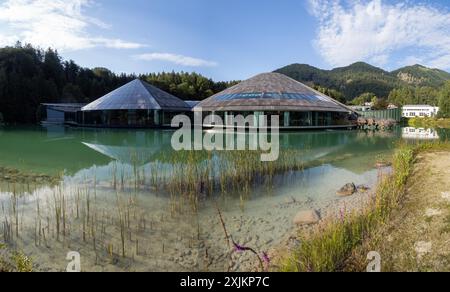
[278,141,450,272]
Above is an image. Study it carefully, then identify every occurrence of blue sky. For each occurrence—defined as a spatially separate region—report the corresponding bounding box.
[1,0,450,81]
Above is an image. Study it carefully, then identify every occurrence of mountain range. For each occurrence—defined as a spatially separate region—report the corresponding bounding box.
[275,62,450,101]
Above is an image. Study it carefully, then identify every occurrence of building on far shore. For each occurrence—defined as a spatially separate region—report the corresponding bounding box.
[41,74,359,130]
[194,72,356,129]
[402,105,440,118]
[81,79,191,128]
[42,79,191,128]
[41,103,86,125]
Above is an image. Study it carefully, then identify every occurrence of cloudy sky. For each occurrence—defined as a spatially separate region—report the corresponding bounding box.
[0,0,449,80]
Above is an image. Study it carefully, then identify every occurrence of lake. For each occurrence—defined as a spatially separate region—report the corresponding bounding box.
[0,126,448,271]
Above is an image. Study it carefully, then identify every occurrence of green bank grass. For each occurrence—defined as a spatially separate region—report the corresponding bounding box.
[278,141,450,272]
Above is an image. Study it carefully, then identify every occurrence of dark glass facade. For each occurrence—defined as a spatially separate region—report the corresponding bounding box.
[202,111,353,128]
[79,110,190,128]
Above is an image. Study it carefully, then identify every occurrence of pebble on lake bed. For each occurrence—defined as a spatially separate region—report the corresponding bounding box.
[293,210,321,226]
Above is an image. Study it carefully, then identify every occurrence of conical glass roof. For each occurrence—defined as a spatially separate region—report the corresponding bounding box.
[195,73,352,113]
[82,79,190,111]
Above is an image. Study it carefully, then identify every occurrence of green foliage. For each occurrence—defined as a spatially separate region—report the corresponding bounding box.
[351,92,377,106]
[11,251,33,272]
[372,97,389,110]
[388,86,439,106]
[276,62,400,101]
[0,44,238,124]
[313,85,346,103]
[142,72,239,101]
[408,117,450,129]
[392,64,450,88]
[276,62,449,103]
[438,81,450,118]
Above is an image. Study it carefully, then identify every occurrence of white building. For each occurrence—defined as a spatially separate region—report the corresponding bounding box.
[349,105,372,112]
[402,105,440,118]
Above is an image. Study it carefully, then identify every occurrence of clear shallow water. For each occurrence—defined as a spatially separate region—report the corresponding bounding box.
[0,126,448,271]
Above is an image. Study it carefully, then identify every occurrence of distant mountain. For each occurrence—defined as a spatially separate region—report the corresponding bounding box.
[392,64,450,87]
[275,62,450,101]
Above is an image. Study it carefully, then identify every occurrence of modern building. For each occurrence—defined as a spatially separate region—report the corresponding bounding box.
[80,79,191,128]
[41,103,86,125]
[185,100,201,109]
[194,73,356,129]
[402,105,440,118]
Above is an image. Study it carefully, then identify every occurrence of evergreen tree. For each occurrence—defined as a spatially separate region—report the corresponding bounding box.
[438,81,450,118]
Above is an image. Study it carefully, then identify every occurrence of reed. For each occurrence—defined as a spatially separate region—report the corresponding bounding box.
[115,191,127,258]
[11,185,19,238]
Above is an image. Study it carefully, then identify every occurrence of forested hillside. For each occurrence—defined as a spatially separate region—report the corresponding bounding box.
[1,42,449,124]
[0,43,237,124]
[275,62,450,108]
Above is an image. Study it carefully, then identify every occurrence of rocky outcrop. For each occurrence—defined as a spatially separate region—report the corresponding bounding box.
[337,183,357,197]
[356,118,397,131]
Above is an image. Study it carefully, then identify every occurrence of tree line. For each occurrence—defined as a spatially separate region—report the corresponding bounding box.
[1,43,449,124]
[349,84,450,118]
[0,43,238,124]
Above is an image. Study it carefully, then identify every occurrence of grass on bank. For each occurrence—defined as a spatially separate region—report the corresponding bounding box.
[408,117,450,129]
[278,141,450,272]
[0,245,33,272]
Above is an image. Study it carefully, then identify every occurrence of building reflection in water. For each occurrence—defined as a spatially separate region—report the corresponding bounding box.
[402,127,440,140]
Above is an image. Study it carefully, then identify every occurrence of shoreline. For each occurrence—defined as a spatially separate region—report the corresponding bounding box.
[273,141,450,272]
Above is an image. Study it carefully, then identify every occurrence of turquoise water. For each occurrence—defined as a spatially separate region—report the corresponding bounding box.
[0,125,448,271]
[2,125,440,175]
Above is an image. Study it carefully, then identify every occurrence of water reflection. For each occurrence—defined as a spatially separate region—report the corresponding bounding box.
[0,125,442,177]
[1,125,448,272]
[402,127,440,140]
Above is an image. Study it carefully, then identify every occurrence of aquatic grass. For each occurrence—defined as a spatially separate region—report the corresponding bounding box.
[136,148,315,211]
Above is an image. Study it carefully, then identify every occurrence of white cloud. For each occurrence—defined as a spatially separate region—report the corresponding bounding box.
[308,0,450,69]
[0,0,145,51]
[134,53,218,67]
